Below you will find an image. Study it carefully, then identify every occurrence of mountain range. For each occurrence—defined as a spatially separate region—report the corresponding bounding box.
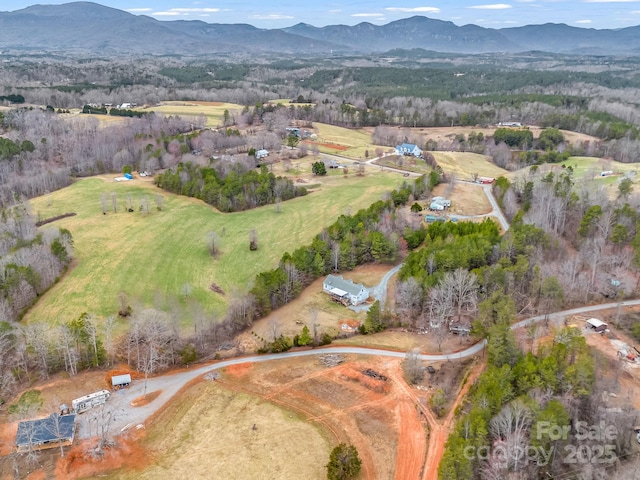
[1,2,640,56]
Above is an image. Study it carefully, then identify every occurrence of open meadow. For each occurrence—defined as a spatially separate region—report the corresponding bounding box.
[139,101,245,127]
[306,122,388,160]
[26,170,404,326]
[432,151,509,180]
[97,380,332,480]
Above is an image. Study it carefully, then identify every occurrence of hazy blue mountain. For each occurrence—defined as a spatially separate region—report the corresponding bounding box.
[0,2,639,56]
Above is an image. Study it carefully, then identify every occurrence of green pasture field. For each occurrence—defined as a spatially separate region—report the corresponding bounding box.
[558,156,639,180]
[373,156,433,174]
[509,156,638,196]
[138,101,245,127]
[431,151,509,180]
[308,122,387,159]
[26,171,403,326]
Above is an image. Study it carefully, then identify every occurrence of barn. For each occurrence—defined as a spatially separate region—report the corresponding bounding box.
[15,413,77,452]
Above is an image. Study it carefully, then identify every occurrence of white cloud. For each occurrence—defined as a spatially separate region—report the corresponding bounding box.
[153,11,182,16]
[126,8,152,12]
[468,3,512,9]
[385,7,441,13]
[576,19,593,23]
[328,9,342,13]
[248,14,294,20]
[351,13,385,17]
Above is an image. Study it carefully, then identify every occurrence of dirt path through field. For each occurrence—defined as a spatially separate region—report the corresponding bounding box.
[421,361,485,480]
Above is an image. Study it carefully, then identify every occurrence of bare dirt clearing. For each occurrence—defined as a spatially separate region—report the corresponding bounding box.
[218,355,427,479]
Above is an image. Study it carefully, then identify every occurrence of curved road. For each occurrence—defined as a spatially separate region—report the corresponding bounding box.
[90,298,640,439]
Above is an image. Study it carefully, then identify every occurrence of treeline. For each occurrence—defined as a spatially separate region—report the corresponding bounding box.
[82,105,147,118]
[0,94,24,104]
[0,202,73,323]
[0,108,201,208]
[0,137,35,159]
[155,162,307,212]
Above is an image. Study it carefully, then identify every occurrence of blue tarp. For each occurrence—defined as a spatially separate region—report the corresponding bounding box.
[124,173,133,180]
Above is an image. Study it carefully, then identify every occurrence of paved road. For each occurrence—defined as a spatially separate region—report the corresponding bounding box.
[82,298,640,439]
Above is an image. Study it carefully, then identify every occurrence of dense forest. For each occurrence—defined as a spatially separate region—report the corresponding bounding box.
[155,162,307,213]
[0,202,72,323]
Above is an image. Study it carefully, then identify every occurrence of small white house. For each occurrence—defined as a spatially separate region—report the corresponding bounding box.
[323,275,369,306]
[395,143,423,158]
[255,149,269,159]
[431,196,451,208]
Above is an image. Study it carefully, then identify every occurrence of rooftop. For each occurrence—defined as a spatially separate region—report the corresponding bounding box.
[16,413,76,448]
[324,274,366,297]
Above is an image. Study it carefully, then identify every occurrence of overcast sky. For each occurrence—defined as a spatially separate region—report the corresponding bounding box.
[3,1,640,29]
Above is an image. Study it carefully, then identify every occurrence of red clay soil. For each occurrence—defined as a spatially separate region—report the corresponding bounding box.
[421,361,485,480]
[24,471,45,480]
[224,362,253,378]
[395,400,427,480]
[130,390,162,407]
[0,421,17,457]
[305,140,349,151]
[54,430,150,480]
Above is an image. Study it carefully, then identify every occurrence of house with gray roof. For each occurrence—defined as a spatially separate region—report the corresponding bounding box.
[323,274,369,306]
[15,413,76,452]
[395,143,423,158]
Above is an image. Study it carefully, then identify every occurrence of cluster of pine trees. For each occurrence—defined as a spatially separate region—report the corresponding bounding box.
[155,162,307,212]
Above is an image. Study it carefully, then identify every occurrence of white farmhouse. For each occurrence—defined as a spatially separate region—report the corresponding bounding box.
[395,143,423,158]
[323,275,369,306]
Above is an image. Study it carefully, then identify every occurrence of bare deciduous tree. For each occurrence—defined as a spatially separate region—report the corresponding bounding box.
[403,348,424,384]
[207,231,221,256]
[440,268,479,322]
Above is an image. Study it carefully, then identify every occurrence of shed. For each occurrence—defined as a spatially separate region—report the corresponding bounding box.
[15,413,76,452]
[112,374,132,389]
[586,318,608,333]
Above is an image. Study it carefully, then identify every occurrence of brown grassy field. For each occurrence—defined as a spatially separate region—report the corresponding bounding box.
[99,380,331,480]
[432,151,509,180]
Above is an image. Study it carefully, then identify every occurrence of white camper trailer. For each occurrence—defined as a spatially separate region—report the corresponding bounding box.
[72,390,110,413]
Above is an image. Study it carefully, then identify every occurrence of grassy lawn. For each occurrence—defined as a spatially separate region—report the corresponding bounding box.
[308,122,387,160]
[373,156,433,174]
[100,381,331,480]
[26,171,403,325]
[559,156,639,180]
[431,151,509,180]
[137,101,245,127]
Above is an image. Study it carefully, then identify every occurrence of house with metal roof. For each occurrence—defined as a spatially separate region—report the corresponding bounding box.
[15,413,76,452]
[111,374,132,389]
[323,274,369,306]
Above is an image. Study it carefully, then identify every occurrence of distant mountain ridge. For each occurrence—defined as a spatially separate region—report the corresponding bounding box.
[0,2,639,56]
